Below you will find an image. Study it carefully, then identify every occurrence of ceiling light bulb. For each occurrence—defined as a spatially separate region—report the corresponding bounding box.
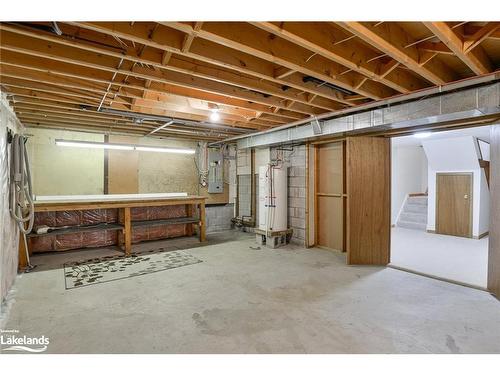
[413,132,432,139]
[210,109,220,122]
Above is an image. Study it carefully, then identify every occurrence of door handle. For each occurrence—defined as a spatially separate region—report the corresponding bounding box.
[464,194,468,199]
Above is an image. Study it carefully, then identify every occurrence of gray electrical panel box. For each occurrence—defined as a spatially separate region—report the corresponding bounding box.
[208,148,224,193]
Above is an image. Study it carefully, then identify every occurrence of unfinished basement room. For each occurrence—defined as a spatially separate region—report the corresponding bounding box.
[2,2,500,371]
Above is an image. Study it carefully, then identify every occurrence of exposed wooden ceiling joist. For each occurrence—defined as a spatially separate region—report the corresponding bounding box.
[337,22,457,85]
[163,22,395,100]
[424,22,494,75]
[0,25,338,114]
[0,21,498,139]
[0,63,304,123]
[250,22,429,94]
[67,22,355,106]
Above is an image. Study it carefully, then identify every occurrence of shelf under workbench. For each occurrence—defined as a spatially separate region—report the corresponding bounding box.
[27,223,124,238]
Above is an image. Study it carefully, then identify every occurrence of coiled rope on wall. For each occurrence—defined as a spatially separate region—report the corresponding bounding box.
[9,133,34,235]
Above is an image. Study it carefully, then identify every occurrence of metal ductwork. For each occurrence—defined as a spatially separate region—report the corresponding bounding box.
[214,72,500,148]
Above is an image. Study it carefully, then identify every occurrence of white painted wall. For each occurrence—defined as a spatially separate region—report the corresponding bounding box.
[391,143,428,224]
[479,169,490,235]
[423,136,489,237]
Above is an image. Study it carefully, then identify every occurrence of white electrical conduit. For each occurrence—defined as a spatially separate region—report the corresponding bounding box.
[9,134,35,235]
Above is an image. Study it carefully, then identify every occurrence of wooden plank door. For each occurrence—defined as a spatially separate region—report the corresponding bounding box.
[315,142,344,251]
[346,136,391,265]
[436,173,472,238]
[488,124,500,298]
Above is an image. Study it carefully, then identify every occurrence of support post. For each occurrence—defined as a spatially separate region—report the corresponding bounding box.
[186,204,194,236]
[250,148,256,226]
[199,201,206,242]
[123,207,132,256]
[18,232,28,271]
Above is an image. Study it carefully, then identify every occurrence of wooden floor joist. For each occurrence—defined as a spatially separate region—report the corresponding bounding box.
[0,21,497,138]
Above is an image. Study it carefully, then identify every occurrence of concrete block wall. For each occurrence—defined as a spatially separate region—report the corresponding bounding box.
[236,148,252,218]
[271,145,307,245]
[235,145,307,246]
[206,204,235,233]
[237,175,252,217]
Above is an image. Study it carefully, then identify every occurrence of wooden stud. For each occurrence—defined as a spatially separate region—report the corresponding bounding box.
[199,202,206,242]
[123,207,132,256]
[186,204,194,236]
[18,232,28,271]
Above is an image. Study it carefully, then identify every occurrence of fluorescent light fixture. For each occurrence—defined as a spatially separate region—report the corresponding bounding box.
[209,109,220,122]
[55,139,195,154]
[55,140,134,150]
[135,146,195,154]
[413,132,432,139]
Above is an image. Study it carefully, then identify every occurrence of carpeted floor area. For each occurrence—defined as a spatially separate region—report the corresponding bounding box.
[390,227,488,288]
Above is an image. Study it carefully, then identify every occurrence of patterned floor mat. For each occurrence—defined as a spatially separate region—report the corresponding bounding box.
[63,249,202,289]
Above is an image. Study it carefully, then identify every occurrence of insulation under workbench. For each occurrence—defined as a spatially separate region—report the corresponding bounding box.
[30,205,189,252]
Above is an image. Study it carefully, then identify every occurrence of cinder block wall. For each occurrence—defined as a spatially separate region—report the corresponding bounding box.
[206,204,235,233]
[236,145,307,246]
[273,145,307,245]
[236,148,252,218]
[237,175,251,217]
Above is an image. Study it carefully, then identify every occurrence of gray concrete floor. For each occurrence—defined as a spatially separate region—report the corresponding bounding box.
[2,230,500,354]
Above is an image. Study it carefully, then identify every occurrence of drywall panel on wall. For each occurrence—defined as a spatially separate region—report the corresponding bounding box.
[423,136,480,171]
[27,128,104,196]
[479,169,490,235]
[346,136,391,265]
[391,145,428,224]
[105,134,200,197]
[108,135,139,194]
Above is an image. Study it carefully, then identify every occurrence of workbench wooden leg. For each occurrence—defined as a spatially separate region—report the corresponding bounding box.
[18,232,28,271]
[186,204,194,236]
[199,202,206,242]
[124,207,132,256]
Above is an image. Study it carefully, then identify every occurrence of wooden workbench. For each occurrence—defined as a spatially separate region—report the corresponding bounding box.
[20,195,207,269]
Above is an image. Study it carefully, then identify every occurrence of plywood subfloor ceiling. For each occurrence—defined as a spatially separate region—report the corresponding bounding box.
[1,22,499,140]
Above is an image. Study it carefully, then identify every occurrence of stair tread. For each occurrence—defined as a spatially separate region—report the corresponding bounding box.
[396,220,427,230]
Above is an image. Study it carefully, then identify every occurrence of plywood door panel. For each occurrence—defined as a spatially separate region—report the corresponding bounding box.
[317,195,343,250]
[315,142,344,250]
[488,125,500,298]
[346,136,391,265]
[108,135,139,194]
[317,142,343,194]
[436,173,472,238]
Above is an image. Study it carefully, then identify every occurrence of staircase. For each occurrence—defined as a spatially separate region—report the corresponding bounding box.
[396,195,428,231]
